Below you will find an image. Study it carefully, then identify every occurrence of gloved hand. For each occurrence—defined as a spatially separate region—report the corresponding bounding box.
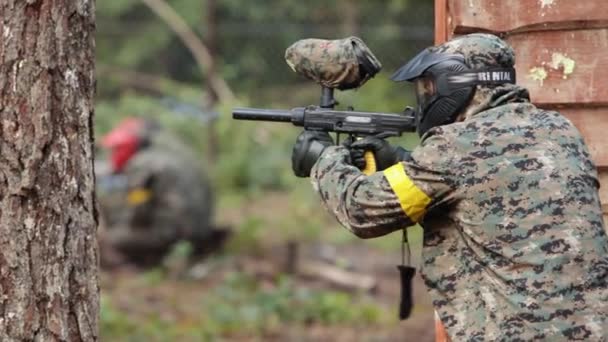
[291,130,334,177]
[348,135,411,171]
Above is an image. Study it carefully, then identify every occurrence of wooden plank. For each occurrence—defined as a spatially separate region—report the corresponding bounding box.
[435,0,449,44]
[447,0,608,35]
[599,170,608,231]
[599,170,608,209]
[508,29,608,106]
[558,108,608,167]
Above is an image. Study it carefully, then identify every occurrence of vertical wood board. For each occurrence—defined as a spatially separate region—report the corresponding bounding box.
[559,108,608,167]
[508,29,608,106]
[447,0,608,34]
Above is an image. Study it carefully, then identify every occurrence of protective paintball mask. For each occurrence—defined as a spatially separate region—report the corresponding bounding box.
[391,48,516,136]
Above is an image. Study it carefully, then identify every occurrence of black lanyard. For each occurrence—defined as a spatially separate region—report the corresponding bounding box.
[398,228,416,320]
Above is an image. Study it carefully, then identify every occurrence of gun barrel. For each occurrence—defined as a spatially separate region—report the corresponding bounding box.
[233,106,416,134]
[232,108,293,122]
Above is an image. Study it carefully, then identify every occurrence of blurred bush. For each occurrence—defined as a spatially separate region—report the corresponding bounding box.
[95,74,419,195]
[101,272,388,341]
[200,272,387,336]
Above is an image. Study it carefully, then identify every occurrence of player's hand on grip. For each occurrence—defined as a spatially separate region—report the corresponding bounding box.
[348,134,411,172]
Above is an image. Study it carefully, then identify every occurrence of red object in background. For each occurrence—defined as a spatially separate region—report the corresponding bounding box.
[435,315,450,342]
[101,118,146,173]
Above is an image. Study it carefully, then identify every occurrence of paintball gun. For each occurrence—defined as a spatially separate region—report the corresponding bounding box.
[232,36,416,175]
[232,37,418,321]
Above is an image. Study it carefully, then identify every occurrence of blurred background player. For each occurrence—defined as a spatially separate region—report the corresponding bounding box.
[96,117,217,267]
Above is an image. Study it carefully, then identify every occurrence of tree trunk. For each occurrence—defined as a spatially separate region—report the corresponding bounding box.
[204,0,219,162]
[340,0,360,36]
[0,1,98,341]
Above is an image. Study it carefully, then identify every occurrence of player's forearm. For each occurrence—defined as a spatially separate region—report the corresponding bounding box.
[311,146,413,238]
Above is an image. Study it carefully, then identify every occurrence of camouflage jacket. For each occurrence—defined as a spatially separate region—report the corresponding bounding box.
[311,88,608,340]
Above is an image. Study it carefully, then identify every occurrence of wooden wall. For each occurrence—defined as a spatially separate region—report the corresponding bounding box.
[435,0,608,222]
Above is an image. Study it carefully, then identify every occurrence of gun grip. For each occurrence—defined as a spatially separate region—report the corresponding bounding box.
[363,151,376,175]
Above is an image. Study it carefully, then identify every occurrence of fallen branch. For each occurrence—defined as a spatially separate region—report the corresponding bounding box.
[97,64,198,96]
[300,261,377,293]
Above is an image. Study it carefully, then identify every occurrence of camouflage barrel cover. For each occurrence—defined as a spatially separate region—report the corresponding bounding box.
[285,36,382,90]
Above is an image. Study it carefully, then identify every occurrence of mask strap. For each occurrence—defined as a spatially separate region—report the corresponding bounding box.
[437,67,516,95]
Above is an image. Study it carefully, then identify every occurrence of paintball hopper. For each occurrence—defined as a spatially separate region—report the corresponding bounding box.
[285,36,382,90]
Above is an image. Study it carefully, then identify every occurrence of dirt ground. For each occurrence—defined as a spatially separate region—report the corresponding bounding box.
[101,241,436,341]
[101,191,437,341]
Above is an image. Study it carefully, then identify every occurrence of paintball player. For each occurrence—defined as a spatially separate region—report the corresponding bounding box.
[291,33,608,339]
[97,117,215,267]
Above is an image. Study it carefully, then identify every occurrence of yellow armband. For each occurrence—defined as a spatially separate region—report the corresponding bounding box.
[384,163,431,222]
[127,188,152,206]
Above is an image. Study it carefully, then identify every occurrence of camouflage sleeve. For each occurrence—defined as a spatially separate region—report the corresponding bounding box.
[311,146,413,238]
[310,134,457,238]
[404,132,459,212]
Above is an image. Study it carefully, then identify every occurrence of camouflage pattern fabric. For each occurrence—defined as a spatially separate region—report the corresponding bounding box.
[284,36,381,90]
[429,33,516,70]
[310,41,608,339]
[102,130,213,264]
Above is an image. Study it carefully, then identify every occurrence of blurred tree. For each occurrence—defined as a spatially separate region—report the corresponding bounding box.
[95,0,432,193]
[139,0,234,102]
[216,0,433,103]
[96,0,433,104]
[0,0,98,340]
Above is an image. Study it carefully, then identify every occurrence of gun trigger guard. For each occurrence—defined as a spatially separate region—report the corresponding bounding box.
[374,132,395,140]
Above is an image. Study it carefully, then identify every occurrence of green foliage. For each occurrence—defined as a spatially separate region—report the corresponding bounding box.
[139,267,167,287]
[325,222,424,257]
[101,295,202,342]
[214,116,293,193]
[97,0,203,80]
[162,240,196,276]
[209,75,420,196]
[101,273,388,341]
[225,216,265,254]
[100,295,138,339]
[200,272,386,336]
[165,240,195,261]
[96,0,432,195]
[97,1,139,17]
[95,93,211,163]
[97,0,434,97]
[277,183,326,241]
[336,72,415,113]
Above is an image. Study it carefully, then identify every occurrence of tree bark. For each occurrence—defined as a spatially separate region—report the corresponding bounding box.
[0,1,98,341]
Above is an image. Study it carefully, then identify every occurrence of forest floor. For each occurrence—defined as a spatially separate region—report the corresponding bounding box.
[100,191,436,342]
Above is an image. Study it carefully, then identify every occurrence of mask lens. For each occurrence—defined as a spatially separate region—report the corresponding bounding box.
[413,76,436,136]
[414,77,436,110]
